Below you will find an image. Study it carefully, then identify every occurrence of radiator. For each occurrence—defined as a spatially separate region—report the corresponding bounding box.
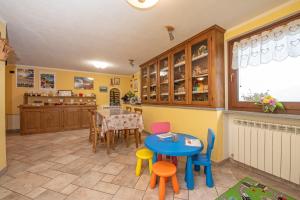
[230,119,300,185]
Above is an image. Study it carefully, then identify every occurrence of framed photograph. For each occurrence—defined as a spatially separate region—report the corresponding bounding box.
[111,77,120,86]
[16,68,34,88]
[39,72,55,90]
[99,86,108,93]
[74,76,94,90]
[133,79,138,92]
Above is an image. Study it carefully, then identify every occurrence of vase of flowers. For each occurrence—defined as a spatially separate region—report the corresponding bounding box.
[255,95,285,113]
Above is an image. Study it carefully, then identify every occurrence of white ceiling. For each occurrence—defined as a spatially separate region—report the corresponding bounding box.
[0,0,288,75]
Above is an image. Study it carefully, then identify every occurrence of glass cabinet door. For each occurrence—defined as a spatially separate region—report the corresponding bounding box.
[149,62,158,102]
[172,48,187,103]
[141,67,148,102]
[190,38,209,104]
[158,57,169,103]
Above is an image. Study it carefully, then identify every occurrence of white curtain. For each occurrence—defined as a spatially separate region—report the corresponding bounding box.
[232,18,300,70]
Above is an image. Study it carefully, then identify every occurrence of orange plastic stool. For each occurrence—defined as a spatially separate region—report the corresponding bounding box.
[150,161,179,200]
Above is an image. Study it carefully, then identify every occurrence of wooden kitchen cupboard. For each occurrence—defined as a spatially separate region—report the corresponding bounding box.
[20,105,96,135]
[140,25,224,108]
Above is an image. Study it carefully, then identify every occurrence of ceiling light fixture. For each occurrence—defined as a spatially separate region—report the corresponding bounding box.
[165,25,175,41]
[89,61,111,69]
[127,0,159,9]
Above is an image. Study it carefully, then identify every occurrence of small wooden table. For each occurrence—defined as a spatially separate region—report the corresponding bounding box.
[97,108,144,153]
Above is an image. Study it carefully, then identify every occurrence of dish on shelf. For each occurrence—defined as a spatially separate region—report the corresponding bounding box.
[192,52,208,61]
[160,81,168,84]
[174,61,185,68]
[192,73,208,78]
[174,92,186,95]
[160,93,169,96]
[174,78,185,83]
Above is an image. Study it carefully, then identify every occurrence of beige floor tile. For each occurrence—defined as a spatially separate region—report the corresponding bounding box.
[188,187,218,200]
[113,186,144,200]
[112,165,139,188]
[73,171,104,188]
[93,181,120,195]
[60,184,79,195]
[5,130,300,200]
[25,187,46,199]
[215,186,228,196]
[5,160,31,177]
[27,162,55,173]
[66,187,112,200]
[2,172,50,195]
[0,175,14,186]
[145,185,174,200]
[43,173,78,192]
[174,188,189,199]
[53,154,80,165]
[135,174,150,191]
[58,158,95,176]
[34,190,66,200]
[0,187,12,199]
[38,169,62,178]
[0,192,31,200]
[100,162,126,176]
[101,174,116,183]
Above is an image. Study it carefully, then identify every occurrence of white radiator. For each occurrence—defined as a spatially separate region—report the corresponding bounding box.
[230,119,300,185]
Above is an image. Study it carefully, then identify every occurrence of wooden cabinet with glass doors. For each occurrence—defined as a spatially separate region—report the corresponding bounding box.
[189,34,210,105]
[141,66,148,102]
[140,25,224,108]
[171,46,188,104]
[158,55,170,103]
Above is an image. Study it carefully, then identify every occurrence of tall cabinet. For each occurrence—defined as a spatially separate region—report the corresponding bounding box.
[140,25,224,108]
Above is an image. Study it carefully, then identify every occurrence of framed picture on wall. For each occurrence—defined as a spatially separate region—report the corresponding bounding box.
[16,68,34,88]
[111,77,120,86]
[99,86,108,93]
[74,76,94,90]
[39,72,56,90]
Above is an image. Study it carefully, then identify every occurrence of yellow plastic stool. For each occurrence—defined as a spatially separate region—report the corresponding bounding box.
[136,148,153,176]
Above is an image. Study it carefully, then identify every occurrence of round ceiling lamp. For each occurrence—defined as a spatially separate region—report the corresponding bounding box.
[127,0,159,9]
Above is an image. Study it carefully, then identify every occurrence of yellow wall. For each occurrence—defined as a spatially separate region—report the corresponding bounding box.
[5,65,132,115]
[224,0,300,41]
[0,21,7,172]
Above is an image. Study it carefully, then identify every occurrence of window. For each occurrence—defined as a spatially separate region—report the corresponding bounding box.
[228,14,300,114]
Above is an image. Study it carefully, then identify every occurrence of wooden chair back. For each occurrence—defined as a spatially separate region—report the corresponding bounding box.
[134,108,143,114]
[125,106,132,112]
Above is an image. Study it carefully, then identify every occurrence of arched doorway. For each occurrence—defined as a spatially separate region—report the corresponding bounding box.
[109,88,120,106]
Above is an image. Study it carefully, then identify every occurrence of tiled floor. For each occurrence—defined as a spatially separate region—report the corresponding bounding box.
[0,130,299,200]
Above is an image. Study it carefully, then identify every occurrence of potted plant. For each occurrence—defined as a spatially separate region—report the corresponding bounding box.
[121,91,135,104]
[255,95,285,113]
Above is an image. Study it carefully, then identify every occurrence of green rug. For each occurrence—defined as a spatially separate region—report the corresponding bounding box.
[216,177,296,200]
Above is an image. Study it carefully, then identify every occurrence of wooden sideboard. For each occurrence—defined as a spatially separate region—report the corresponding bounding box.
[19,105,96,135]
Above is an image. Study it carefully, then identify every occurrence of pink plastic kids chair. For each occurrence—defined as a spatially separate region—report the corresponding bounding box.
[150,122,178,166]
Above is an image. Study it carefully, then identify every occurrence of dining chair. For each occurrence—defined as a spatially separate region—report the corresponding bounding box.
[89,110,105,153]
[192,128,215,187]
[125,106,132,112]
[133,108,143,144]
[134,108,142,114]
[150,122,178,166]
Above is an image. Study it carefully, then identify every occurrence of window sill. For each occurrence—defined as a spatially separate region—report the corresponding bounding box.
[224,110,300,120]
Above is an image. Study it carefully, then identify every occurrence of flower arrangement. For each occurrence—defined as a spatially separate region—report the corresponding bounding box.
[255,95,285,113]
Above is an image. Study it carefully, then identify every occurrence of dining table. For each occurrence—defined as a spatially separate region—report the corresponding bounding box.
[97,107,144,153]
[144,133,203,190]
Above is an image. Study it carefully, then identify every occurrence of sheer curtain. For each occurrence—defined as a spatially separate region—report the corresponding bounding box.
[232,19,300,70]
